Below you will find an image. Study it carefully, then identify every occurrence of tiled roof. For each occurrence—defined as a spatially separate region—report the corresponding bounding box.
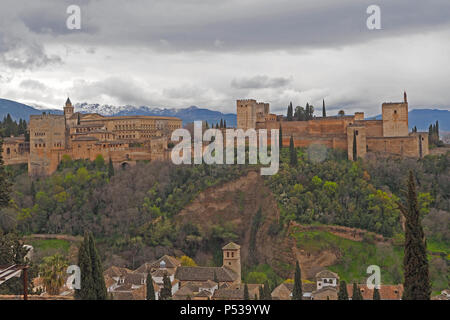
[103,266,131,278]
[346,284,403,300]
[222,242,240,250]
[200,280,218,289]
[315,270,339,279]
[175,266,237,283]
[173,286,194,299]
[134,255,180,273]
[124,272,146,286]
[313,286,337,295]
[213,288,244,299]
[196,290,213,298]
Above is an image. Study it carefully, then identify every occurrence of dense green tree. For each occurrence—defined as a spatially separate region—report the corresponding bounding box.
[0,139,12,208]
[279,124,283,149]
[292,261,302,300]
[287,102,293,121]
[244,283,249,300]
[289,136,297,167]
[88,233,107,299]
[399,171,431,300]
[160,273,172,300]
[75,232,106,300]
[146,273,155,300]
[353,131,357,161]
[338,281,348,300]
[352,283,363,300]
[373,287,380,300]
[75,233,95,300]
[322,99,326,117]
[108,157,114,178]
[263,280,271,300]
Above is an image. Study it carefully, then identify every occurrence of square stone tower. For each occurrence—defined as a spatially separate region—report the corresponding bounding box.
[382,92,409,137]
[237,99,270,130]
[222,242,241,284]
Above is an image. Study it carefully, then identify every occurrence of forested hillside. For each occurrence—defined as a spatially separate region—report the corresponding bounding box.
[1,147,448,294]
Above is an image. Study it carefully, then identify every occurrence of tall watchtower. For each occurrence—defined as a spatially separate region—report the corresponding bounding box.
[382,92,409,137]
[64,97,74,121]
[222,242,241,284]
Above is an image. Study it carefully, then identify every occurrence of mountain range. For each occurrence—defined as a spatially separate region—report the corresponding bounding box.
[0,98,448,131]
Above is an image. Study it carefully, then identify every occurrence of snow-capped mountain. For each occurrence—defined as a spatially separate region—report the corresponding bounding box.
[74,103,237,126]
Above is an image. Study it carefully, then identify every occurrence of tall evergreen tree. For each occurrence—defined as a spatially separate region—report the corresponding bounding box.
[287,102,293,121]
[146,273,155,300]
[263,281,271,300]
[292,261,303,300]
[88,233,107,299]
[322,99,326,117]
[160,273,172,300]
[373,288,380,300]
[75,233,95,300]
[279,124,283,149]
[353,131,357,161]
[244,283,249,300]
[399,171,431,300]
[351,283,362,300]
[289,136,298,167]
[259,286,264,300]
[338,280,348,300]
[75,232,107,300]
[0,139,11,208]
[220,119,223,128]
[108,158,114,178]
[223,120,227,128]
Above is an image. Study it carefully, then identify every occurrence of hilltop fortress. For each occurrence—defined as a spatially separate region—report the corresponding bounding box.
[3,98,182,176]
[2,93,429,176]
[237,92,429,160]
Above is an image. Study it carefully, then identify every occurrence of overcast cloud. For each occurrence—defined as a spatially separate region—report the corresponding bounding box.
[0,0,449,116]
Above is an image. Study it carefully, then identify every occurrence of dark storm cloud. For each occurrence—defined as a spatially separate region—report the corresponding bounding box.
[231,75,292,89]
[3,0,450,53]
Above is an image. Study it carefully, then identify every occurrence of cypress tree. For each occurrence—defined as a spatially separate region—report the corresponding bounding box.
[160,273,172,300]
[0,139,11,208]
[88,233,107,299]
[244,283,249,300]
[263,281,271,300]
[322,99,326,117]
[259,286,264,300]
[279,124,283,149]
[399,171,431,300]
[108,158,114,178]
[223,120,227,128]
[435,121,439,141]
[146,273,155,300]
[373,288,380,300]
[351,283,362,300]
[292,261,303,300]
[338,280,348,300]
[75,233,95,300]
[289,136,297,167]
[287,102,293,121]
[353,131,357,161]
[220,119,223,128]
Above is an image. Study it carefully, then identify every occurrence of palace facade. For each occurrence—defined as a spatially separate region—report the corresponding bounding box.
[3,98,182,176]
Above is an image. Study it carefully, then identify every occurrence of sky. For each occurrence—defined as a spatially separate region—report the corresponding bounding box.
[0,0,449,116]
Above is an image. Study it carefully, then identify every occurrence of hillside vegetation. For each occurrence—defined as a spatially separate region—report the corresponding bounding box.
[1,148,448,292]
